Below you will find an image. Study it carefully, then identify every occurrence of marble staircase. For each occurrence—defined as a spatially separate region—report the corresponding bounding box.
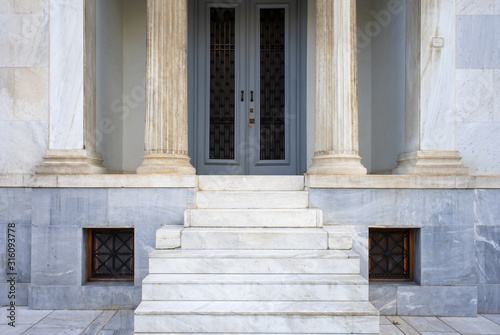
[134,176,379,335]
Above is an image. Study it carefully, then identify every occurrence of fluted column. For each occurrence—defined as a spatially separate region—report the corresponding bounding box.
[137,0,195,174]
[308,0,366,175]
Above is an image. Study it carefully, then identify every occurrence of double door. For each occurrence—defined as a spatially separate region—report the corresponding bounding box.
[193,0,300,175]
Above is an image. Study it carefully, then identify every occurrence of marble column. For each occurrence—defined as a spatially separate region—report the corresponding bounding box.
[393,0,468,175]
[36,0,105,174]
[307,0,367,175]
[136,0,195,174]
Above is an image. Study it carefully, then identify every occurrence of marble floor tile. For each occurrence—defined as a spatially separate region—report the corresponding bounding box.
[380,324,405,335]
[32,310,102,329]
[13,307,52,325]
[403,316,457,332]
[439,315,500,334]
[484,314,500,326]
[23,328,85,335]
[387,316,420,335]
[98,330,134,335]
[81,310,117,335]
[420,332,460,335]
[0,324,31,335]
[103,310,134,330]
[380,316,394,325]
[0,307,52,325]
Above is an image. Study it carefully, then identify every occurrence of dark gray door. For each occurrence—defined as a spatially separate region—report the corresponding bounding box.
[191,0,303,175]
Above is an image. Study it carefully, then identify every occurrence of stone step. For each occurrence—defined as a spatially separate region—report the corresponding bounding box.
[134,333,378,335]
[141,274,368,301]
[198,175,305,191]
[181,228,328,250]
[134,332,376,335]
[196,191,309,209]
[148,249,361,274]
[134,301,379,334]
[185,208,322,228]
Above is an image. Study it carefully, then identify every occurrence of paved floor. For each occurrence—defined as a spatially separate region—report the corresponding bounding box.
[1,307,500,335]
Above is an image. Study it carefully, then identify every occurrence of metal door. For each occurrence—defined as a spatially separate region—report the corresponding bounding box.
[191,0,303,175]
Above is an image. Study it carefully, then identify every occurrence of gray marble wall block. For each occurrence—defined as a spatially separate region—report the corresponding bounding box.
[478,284,500,313]
[310,189,475,228]
[0,282,28,306]
[0,189,32,305]
[0,188,32,224]
[475,225,500,283]
[369,285,397,315]
[474,190,500,226]
[419,226,476,286]
[31,225,83,286]
[397,286,477,317]
[394,190,474,227]
[28,188,193,309]
[310,189,396,226]
[456,15,500,69]
[29,284,140,310]
[107,188,191,226]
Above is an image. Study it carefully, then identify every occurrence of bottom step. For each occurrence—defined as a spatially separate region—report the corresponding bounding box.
[135,301,379,334]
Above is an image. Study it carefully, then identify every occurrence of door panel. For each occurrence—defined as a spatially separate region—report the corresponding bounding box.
[193,0,302,175]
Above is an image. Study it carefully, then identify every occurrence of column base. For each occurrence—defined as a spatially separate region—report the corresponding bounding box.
[137,154,196,175]
[35,149,106,175]
[307,154,367,175]
[393,151,469,175]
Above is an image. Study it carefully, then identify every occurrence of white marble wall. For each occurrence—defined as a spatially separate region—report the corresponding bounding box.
[1,0,500,175]
[49,0,86,150]
[455,0,500,174]
[0,0,48,174]
[419,0,457,151]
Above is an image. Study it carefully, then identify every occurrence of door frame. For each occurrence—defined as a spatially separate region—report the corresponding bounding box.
[187,0,308,175]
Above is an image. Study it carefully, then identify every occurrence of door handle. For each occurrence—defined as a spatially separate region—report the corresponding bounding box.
[241,90,244,102]
[250,91,254,102]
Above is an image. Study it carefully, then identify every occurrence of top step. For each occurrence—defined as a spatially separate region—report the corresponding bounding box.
[199,176,305,191]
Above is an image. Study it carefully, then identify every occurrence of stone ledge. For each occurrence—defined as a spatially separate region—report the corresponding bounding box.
[1,174,500,189]
[0,174,197,188]
[306,175,500,189]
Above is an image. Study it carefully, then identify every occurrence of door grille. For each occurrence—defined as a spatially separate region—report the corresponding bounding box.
[209,8,236,160]
[260,8,286,161]
[369,228,412,280]
[89,228,134,281]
